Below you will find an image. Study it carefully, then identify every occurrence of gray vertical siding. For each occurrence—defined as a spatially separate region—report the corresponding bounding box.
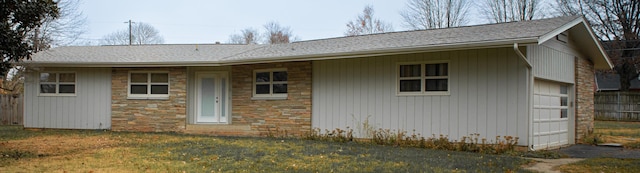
[312,48,531,145]
[24,68,111,129]
[528,41,576,84]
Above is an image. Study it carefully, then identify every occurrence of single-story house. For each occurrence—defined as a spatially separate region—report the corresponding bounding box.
[24,16,612,150]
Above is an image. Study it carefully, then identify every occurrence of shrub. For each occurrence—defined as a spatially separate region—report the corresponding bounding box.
[303,127,353,143]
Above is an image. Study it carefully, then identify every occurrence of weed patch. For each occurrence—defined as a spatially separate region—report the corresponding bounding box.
[305,127,519,154]
[583,133,606,145]
[518,150,565,159]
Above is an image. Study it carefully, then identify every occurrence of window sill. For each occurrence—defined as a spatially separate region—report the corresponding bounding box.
[38,94,76,97]
[127,96,170,100]
[396,91,450,96]
[251,96,288,100]
[193,122,230,125]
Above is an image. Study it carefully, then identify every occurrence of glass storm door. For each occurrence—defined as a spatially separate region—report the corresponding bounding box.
[196,72,228,123]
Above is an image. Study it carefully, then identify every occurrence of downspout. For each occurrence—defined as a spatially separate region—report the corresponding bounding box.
[513,43,535,151]
[513,43,532,68]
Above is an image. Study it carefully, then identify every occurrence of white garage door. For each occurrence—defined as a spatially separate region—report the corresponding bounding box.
[533,80,571,149]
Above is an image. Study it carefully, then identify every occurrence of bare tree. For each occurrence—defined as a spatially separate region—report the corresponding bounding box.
[228,28,261,44]
[29,0,87,51]
[400,0,471,30]
[481,0,542,23]
[101,22,164,45]
[556,0,639,41]
[345,5,393,36]
[101,30,129,45]
[263,22,297,44]
[556,0,640,90]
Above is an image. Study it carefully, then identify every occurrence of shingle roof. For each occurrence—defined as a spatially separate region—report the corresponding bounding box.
[30,44,264,63]
[596,73,622,91]
[226,16,580,61]
[30,16,594,66]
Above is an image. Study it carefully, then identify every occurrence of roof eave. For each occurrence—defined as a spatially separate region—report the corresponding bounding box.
[539,16,613,70]
[17,61,225,67]
[21,38,540,67]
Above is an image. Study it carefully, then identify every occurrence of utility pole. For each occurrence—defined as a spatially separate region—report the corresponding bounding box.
[124,20,134,45]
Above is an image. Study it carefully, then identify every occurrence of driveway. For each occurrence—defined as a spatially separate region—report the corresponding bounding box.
[556,144,640,159]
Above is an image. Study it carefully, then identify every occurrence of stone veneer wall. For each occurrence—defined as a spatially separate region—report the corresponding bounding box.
[231,61,312,136]
[575,57,595,143]
[111,67,187,132]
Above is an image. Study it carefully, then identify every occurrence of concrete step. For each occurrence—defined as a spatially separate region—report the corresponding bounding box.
[184,124,259,136]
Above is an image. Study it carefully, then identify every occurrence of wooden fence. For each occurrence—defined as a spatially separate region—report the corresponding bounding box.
[595,92,640,121]
[0,94,23,125]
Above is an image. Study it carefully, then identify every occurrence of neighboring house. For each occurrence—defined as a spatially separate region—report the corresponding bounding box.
[595,73,640,91]
[594,40,640,92]
[24,16,611,150]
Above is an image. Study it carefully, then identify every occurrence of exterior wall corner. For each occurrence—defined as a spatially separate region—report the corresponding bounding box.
[575,57,595,143]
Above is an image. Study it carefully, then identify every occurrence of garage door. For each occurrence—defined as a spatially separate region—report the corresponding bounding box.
[533,80,571,149]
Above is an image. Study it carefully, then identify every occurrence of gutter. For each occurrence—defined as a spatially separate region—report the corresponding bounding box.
[513,43,535,151]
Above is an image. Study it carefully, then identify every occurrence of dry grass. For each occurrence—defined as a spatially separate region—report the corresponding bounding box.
[0,126,532,172]
[593,121,640,146]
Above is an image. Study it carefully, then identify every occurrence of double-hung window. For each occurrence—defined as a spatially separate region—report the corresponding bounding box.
[128,72,169,99]
[398,61,449,95]
[253,69,287,99]
[39,72,76,96]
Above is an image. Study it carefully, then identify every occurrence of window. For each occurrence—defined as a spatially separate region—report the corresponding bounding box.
[560,85,569,118]
[398,62,449,95]
[39,72,76,95]
[253,69,287,98]
[128,72,169,99]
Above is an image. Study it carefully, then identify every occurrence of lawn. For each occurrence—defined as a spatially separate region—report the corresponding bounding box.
[592,120,640,146]
[557,158,640,173]
[0,126,532,172]
[556,121,640,173]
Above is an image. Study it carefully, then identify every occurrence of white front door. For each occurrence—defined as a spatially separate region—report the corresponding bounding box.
[196,72,228,123]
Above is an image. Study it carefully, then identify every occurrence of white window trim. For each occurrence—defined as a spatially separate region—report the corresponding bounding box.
[252,68,288,100]
[127,71,170,100]
[397,61,450,96]
[38,72,77,97]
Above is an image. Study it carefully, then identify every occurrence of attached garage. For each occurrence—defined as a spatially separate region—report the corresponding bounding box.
[533,79,574,149]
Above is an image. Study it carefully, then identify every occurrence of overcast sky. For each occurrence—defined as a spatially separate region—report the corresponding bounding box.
[77,0,555,45]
